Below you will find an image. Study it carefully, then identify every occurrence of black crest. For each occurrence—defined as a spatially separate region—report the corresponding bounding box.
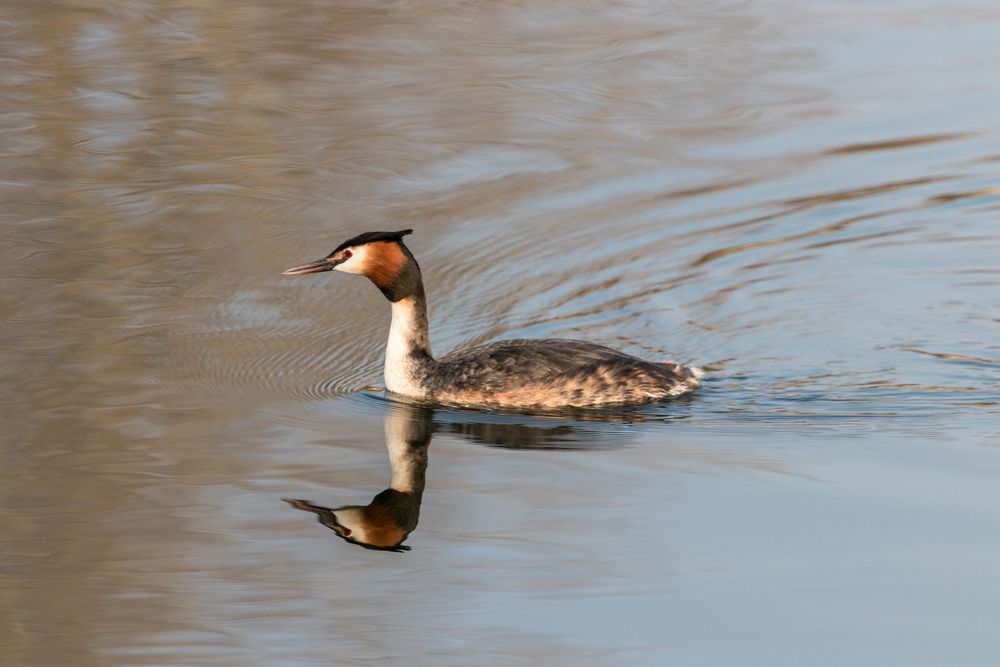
[331,229,413,255]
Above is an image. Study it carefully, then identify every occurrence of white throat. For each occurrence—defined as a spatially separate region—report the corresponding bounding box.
[384,298,430,397]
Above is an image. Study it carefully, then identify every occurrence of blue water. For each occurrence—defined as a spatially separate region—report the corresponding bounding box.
[2,1,999,665]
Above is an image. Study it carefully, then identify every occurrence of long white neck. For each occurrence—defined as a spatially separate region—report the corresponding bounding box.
[384,293,432,397]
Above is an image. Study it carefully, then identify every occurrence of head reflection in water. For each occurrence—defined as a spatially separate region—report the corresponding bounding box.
[284,400,635,551]
[284,402,431,552]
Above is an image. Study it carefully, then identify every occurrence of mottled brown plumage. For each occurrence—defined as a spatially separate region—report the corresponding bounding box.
[283,231,702,408]
[421,339,700,407]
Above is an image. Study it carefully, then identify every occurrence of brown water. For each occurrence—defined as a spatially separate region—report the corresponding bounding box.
[3,1,1000,665]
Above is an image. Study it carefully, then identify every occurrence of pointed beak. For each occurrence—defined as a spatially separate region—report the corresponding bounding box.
[282,258,340,276]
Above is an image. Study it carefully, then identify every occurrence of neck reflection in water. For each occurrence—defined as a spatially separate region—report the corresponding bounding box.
[285,399,641,551]
[285,401,432,552]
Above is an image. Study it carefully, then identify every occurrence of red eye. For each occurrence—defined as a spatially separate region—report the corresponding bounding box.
[343,250,353,259]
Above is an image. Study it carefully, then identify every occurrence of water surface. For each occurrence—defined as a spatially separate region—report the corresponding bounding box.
[2,1,999,665]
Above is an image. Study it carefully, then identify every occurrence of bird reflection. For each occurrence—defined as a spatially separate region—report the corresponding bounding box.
[284,399,643,551]
[284,401,431,552]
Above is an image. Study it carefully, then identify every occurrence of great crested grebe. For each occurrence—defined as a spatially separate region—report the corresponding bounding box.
[283,230,701,408]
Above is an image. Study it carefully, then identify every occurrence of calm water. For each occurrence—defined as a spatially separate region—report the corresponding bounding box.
[3,1,1000,665]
